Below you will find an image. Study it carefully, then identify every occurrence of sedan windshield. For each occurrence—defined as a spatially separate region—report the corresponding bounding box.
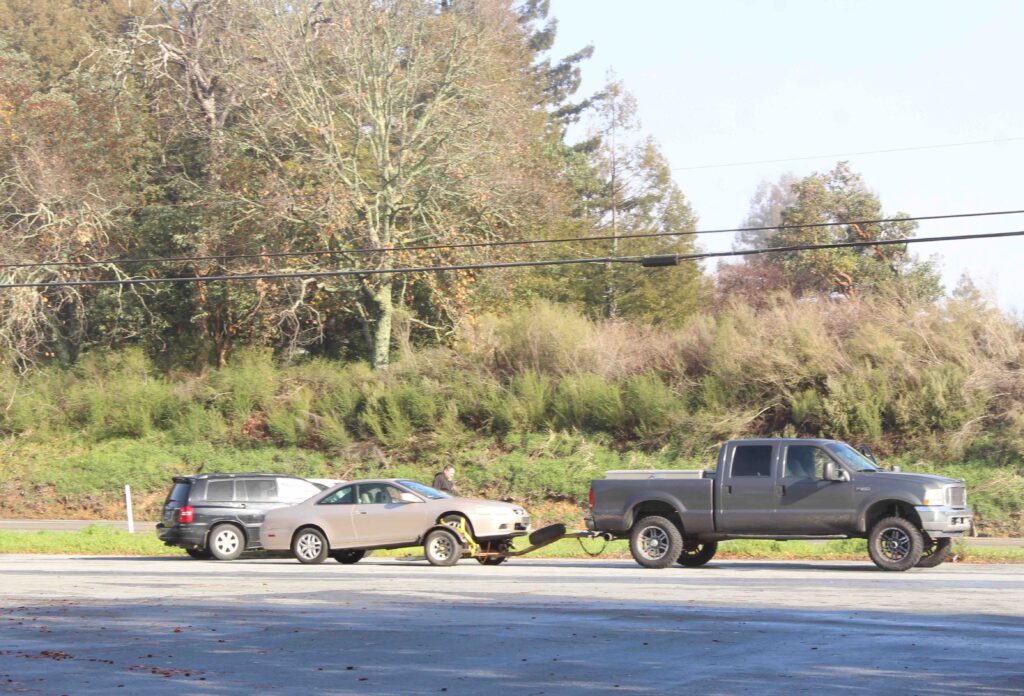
[398,480,451,500]
[825,443,880,472]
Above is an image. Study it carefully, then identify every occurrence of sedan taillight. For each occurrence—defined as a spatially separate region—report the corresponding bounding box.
[178,505,195,524]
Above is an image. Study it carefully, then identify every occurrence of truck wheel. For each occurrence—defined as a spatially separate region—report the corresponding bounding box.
[208,524,245,561]
[868,516,924,571]
[915,537,952,568]
[629,516,683,569]
[678,541,718,568]
[424,528,462,566]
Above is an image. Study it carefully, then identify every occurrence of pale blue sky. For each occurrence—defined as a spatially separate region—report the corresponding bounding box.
[551,0,1024,312]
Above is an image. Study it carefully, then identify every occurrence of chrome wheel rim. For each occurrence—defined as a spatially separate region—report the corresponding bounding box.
[638,526,669,560]
[297,533,323,560]
[429,534,455,561]
[213,529,239,556]
[879,527,911,561]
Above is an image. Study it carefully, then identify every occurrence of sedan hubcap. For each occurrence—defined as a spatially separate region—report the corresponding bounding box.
[879,528,911,561]
[298,533,322,560]
[639,526,669,560]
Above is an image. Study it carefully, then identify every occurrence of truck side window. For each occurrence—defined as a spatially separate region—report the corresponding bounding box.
[784,446,830,479]
[732,445,772,477]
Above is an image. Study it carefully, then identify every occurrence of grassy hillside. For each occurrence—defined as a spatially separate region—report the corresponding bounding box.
[1,296,1022,534]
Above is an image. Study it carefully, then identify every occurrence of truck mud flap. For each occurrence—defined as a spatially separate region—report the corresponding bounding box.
[529,523,567,546]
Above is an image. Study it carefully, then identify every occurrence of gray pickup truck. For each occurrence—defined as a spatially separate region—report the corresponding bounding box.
[586,438,971,571]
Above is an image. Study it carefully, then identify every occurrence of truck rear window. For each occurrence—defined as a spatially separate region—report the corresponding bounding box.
[732,445,773,477]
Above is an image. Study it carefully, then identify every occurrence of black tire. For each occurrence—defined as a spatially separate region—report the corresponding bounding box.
[678,541,718,568]
[424,528,462,567]
[292,527,329,565]
[332,549,366,565]
[186,548,213,560]
[916,537,953,568]
[629,515,683,569]
[207,524,245,561]
[868,516,924,571]
[476,555,507,565]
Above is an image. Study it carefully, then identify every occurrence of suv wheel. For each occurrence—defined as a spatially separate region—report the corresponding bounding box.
[293,527,329,564]
[915,537,953,568]
[629,516,683,569]
[331,550,366,565]
[424,529,461,566]
[208,524,245,561]
[678,541,718,568]
[868,516,924,571]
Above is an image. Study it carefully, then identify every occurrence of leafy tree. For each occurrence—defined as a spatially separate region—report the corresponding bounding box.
[730,162,941,300]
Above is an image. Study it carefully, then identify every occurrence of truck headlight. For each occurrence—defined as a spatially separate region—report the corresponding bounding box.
[921,489,946,506]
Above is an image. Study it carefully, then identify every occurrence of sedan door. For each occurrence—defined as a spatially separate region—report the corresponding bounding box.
[774,444,853,533]
[313,485,357,547]
[351,483,431,546]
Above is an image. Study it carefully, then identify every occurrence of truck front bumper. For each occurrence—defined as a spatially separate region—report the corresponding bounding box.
[915,506,972,537]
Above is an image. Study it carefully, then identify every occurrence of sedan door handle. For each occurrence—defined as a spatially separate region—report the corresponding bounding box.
[358,511,368,515]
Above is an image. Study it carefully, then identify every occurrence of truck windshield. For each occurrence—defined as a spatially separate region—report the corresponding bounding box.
[825,443,880,472]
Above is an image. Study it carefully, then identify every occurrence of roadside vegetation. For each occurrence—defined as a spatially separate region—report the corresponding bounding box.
[2,294,1022,535]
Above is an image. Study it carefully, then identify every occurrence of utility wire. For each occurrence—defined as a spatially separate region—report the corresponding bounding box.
[2,229,1023,291]
[671,136,1024,171]
[2,208,1023,271]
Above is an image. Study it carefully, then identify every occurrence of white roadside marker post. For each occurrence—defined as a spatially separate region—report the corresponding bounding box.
[125,484,135,534]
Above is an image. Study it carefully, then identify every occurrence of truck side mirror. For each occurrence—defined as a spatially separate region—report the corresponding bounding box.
[824,462,849,482]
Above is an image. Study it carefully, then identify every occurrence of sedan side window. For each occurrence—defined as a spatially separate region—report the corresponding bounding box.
[318,486,355,505]
[784,446,831,479]
[357,484,401,504]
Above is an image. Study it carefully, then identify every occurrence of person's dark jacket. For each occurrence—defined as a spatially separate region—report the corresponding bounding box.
[432,472,456,495]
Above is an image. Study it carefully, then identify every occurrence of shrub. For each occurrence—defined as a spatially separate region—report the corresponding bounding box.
[553,373,626,433]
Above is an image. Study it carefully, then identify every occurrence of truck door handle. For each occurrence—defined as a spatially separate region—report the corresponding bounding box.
[726,485,732,494]
[776,485,786,496]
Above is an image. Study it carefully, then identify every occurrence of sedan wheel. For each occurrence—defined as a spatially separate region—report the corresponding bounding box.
[208,524,244,561]
[293,527,329,565]
[332,550,366,565]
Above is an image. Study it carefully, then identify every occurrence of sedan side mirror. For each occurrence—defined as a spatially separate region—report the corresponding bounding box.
[399,492,423,504]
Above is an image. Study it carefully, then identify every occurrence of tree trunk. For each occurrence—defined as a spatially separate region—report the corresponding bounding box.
[370,278,394,370]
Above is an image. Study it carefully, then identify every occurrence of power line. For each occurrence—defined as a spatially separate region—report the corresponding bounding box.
[671,136,1024,171]
[3,208,1023,271]
[2,229,1023,291]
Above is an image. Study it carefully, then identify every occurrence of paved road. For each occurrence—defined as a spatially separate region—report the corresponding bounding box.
[1,556,1022,695]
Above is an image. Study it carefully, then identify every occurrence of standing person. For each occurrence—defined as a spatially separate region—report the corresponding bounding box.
[432,465,457,495]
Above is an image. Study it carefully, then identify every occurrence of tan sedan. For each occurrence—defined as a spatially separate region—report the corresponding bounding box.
[261,479,531,566]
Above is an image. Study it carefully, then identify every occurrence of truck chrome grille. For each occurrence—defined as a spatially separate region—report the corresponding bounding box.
[948,487,966,508]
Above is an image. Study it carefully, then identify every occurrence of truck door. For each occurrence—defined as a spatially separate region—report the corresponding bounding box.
[774,444,853,533]
[718,443,780,533]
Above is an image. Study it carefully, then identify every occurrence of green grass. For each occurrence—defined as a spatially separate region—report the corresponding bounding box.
[1,526,1021,563]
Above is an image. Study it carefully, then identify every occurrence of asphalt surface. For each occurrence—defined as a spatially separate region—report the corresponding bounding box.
[1,556,1022,695]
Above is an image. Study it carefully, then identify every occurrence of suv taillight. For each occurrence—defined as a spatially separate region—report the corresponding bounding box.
[178,505,195,524]
[588,487,594,508]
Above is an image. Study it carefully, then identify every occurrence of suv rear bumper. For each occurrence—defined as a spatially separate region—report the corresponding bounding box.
[915,506,972,537]
[156,523,207,549]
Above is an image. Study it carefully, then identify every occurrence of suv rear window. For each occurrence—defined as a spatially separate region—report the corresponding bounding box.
[205,479,236,501]
[242,478,277,502]
[166,482,191,504]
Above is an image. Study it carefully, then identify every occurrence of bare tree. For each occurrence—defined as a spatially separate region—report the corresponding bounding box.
[242,0,551,368]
